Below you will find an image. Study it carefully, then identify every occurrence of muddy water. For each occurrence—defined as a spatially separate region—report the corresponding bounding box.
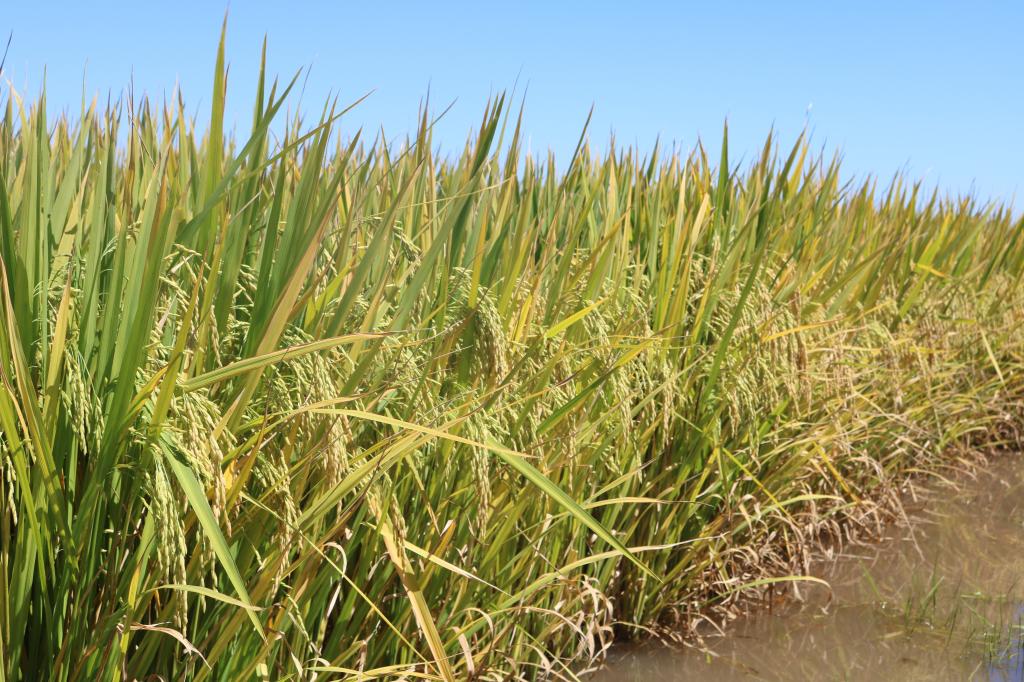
[595,458,1024,681]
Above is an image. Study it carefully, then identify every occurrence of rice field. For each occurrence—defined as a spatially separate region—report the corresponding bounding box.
[2,35,1023,681]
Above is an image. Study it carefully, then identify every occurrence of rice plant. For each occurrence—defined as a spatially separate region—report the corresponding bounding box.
[2,30,1023,680]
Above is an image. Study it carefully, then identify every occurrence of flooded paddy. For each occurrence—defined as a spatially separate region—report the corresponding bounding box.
[595,458,1024,681]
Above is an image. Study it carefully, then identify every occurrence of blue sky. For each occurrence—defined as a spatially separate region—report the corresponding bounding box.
[3,2,1021,205]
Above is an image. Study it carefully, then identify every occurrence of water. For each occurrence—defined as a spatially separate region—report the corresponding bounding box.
[595,458,1024,681]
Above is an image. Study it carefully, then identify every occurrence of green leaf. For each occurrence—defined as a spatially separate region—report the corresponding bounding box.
[164,453,265,639]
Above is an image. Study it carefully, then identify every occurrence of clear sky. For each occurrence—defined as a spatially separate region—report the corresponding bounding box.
[2,1,1021,206]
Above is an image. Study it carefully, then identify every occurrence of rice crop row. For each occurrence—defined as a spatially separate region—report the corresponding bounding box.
[2,34,1023,680]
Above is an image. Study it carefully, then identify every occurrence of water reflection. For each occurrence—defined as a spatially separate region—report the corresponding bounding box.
[595,458,1024,681]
